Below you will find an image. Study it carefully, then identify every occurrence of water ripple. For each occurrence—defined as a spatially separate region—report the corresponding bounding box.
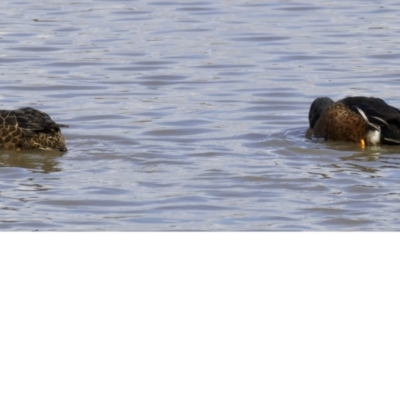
[1,0,400,230]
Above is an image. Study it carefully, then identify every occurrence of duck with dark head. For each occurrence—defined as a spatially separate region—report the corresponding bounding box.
[307,96,400,148]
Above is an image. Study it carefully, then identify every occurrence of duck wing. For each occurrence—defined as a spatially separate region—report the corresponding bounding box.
[338,96,400,144]
[8,107,68,138]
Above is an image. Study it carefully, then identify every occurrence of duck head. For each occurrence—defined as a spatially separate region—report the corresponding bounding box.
[308,97,335,128]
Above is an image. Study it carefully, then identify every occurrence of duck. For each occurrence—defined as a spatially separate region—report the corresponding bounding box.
[307,96,400,148]
[0,107,67,152]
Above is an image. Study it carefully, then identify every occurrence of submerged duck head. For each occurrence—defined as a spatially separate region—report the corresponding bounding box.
[307,95,400,147]
[0,107,68,152]
[25,130,68,152]
[308,97,335,128]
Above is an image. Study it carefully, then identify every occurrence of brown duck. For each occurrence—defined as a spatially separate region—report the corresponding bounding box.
[0,107,67,152]
[307,96,400,147]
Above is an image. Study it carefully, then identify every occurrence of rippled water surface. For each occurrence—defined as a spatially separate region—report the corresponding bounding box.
[3,0,400,230]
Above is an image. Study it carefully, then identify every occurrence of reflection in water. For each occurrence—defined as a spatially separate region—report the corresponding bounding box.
[0,151,64,173]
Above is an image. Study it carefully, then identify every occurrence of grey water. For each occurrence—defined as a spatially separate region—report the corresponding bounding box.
[2,0,400,230]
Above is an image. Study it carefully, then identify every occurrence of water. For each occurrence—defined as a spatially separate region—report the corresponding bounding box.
[2,0,400,230]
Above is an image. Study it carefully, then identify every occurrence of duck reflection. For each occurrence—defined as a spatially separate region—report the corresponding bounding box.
[0,150,64,173]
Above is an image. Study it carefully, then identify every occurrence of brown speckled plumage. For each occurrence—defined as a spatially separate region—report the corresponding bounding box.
[313,102,369,143]
[0,107,67,152]
[308,96,400,146]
